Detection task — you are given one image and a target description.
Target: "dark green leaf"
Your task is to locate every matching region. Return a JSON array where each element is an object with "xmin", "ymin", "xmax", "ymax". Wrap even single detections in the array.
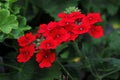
[
  {"xmin": 103, "ymin": 58, "xmax": 120, "ymax": 69},
  {"xmin": 107, "ymin": 4, "xmax": 118, "ymax": 16},
  {"xmin": 34, "ymin": 62, "xmax": 61, "ymax": 80},
  {"xmin": 0, "ymin": 34, "xmax": 4, "ymax": 42},
  {"xmin": 30, "ymin": 0, "xmax": 78, "ymax": 20},
  {"xmin": 60, "ymin": 50, "xmax": 69, "ymax": 59},
  {"xmin": 108, "ymin": 32, "xmax": 120, "ymax": 50},
  {"xmin": 56, "ymin": 43, "xmax": 68, "ymax": 55}
]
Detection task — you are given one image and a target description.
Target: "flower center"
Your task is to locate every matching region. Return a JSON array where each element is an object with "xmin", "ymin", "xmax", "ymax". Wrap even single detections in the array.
[
  {"xmin": 89, "ymin": 17, "xmax": 93, "ymax": 20},
  {"xmin": 44, "ymin": 55, "xmax": 48, "ymax": 58},
  {"xmin": 91, "ymin": 28, "xmax": 95, "ymax": 32},
  {"xmin": 80, "ymin": 27, "xmax": 83, "ymax": 30},
  {"xmin": 24, "ymin": 51, "xmax": 29, "ymax": 55},
  {"xmin": 46, "ymin": 43, "xmax": 50, "ymax": 47},
  {"xmin": 68, "ymin": 32, "xmax": 72, "ymax": 34},
  {"xmin": 56, "ymin": 34, "xmax": 60, "ymax": 38},
  {"xmin": 65, "ymin": 22, "xmax": 69, "ymax": 25},
  {"xmin": 75, "ymin": 18, "xmax": 82, "ymax": 25}
]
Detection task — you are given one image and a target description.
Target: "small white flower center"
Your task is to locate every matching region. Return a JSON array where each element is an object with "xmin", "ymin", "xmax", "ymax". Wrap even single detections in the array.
[{"xmin": 80, "ymin": 27, "xmax": 83, "ymax": 30}]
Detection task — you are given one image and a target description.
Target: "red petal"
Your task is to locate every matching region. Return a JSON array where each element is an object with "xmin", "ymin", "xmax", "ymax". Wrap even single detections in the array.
[
  {"xmin": 39, "ymin": 59, "xmax": 51, "ymax": 68},
  {"xmin": 49, "ymin": 53, "xmax": 56, "ymax": 63}
]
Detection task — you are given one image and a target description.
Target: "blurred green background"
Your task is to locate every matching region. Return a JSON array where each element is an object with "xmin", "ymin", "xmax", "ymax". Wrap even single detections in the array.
[{"xmin": 0, "ymin": 0, "xmax": 120, "ymax": 80}]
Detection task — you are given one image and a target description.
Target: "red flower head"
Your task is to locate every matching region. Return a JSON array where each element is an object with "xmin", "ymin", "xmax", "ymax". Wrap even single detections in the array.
[
  {"xmin": 83, "ymin": 13, "xmax": 102, "ymax": 24},
  {"xmin": 17, "ymin": 44, "xmax": 35, "ymax": 63},
  {"xmin": 58, "ymin": 12, "xmax": 70, "ymax": 19},
  {"xmin": 58, "ymin": 12, "xmax": 74, "ymax": 26},
  {"xmin": 58, "ymin": 12, "xmax": 85, "ymax": 26},
  {"xmin": 88, "ymin": 25, "xmax": 104, "ymax": 38},
  {"xmin": 72, "ymin": 22, "xmax": 91, "ymax": 35},
  {"xmin": 70, "ymin": 11, "xmax": 85, "ymax": 24},
  {"xmin": 18, "ymin": 32, "xmax": 36, "ymax": 47},
  {"xmin": 38, "ymin": 22, "xmax": 59, "ymax": 37},
  {"xmin": 64, "ymin": 24, "xmax": 79, "ymax": 41},
  {"xmin": 47, "ymin": 21, "xmax": 58, "ymax": 31},
  {"xmin": 66, "ymin": 32, "xmax": 78, "ymax": 41},
  {"xmin": 58, "ymin": 18, "xmax": 74, "ymax": 26},
  {"xmin": 36, "ymin": 49, "xmax": 56, "ymax": 68},
  {"xmin": 39, "ymin": 37, "xmax": 58, "ymax": 49},
  {"xmin": 46, "ymin": 27, "xmax": 70, "ymax": 44},
  {"xmin": 38, "ymin": 24, "xmax": 47, "ymax": 34}
]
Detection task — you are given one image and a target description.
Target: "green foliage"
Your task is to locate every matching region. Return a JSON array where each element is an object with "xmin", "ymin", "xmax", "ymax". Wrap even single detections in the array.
[
  {"xmin": 108, "ymin": 32, "xmax": 120, "ymax": 50},
  {"xmin": 33, "ymin": 63, "xmax": 61, "ymax": 80},
  {"xmin": 30, "ymin": 0, "xmax": 78, "ymax": 20},
  {"xmin": 56, "ymin": 43, "xmax": 68, "ymax": 55},
  {"xmin": 0, "ymin": 9, "xmax": 18, "ymax": 34},
  {"xmin": 15, "ymin": 0, "xmax": 78, "ymax": 21},
  {"xmin": 64, "ymin": 6, "xmax": 80, "ymax": 13},
  {"xmin": 0, "ymin": 0, "xmax": 120, "ymax": 80},
  {"xmin": 10, "ymin": 16, "xmax": 31, "ymax": 39},
  {"xmin": 0, "ymin": 0, "xmax": 31, "ymax": 42},
  {"xmin": 0, "ymin": 53, "xmax": 61, "ymax": 80},
  {"xmin": 107, "ymin": 4, "xmax": 119, "ymax": 16}
]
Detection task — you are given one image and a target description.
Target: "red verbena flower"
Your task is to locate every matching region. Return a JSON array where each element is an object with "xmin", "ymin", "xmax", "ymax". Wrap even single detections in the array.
[
  {"xmin": 38, "ymin": 22, "xmax": 59, "ymax": 37},
  {"xmin": 67, "ymin": 32, "xmax": 78, "ymax": 41},
  {"xmin": 39, "ymin": 37, "xmax": 58, "ymax": 49},
  {"xmin": 58, "ymin": 12, "xmax": 85, "ymax": 26},
  {"xmin": 17, "ymin": 44, "xmax": 35, "ymax": 63},
  {"xmin": 70, "ymin": 11, "xmax": 85, "ymax": 24},
  {"xmin": 38, "ymin": 24, "xmax": 47, "ymax": 34},
  {"xmin": 64, "ymin": 24, "xmax": 79, "ymax": 41},
  {"xmin": 88, "ymin": 25, "xmax": 104, "ymax": 38},
  {"xmin": 58, "ymin": 12, "xmax": 70, "ymax": 19},
  {"xmin": 36, "ymin": 49, "xmax": 56, "ymax": 68},
  {"xmin": 83, "ymin": 13, "xmax": 102, "ymax": 24},
  {"xmin": 47, "ymin": 21, "xmax": 58, "ymax": 31},
  {"xmin": 18, "ymin": 32, "xmax": 36, "ymax": 47},
  {"xmin": 58, "ymin": 18, "xmax": 74, "ymax": 26},
  {"xmin": 46, "ymin": 27, "xmax": 70, "ymax": 44},
  {"xmin": 72, "ymin": 22, "xmax": 91, "ymax": 35},
  {"xmin": 58, "ymin": 12, "xmax": 74, "ymax": 26}
]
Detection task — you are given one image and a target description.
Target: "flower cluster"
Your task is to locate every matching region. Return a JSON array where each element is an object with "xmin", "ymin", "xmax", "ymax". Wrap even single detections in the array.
[
  {"xmin": 17, "ymin": 32, "xmax": 36, "ymax": 62},
  {"xmin": 17, "ymin": 11, "xmax": 104, "ymax": 68}
]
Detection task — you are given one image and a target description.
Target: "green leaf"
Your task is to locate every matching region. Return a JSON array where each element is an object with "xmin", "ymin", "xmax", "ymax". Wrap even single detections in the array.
[
  {"xmin": 10, "ymin": 16, "xmax": 31, "ymax": 38},
  {"xmin": 12, "ymin": 62, "xmax": 34, "ymax": 80},
  {"xmin": 103, "ymin": 58, "xmax": 120, "ymax": 69},
  {"xmin": 60, "ymin": 50, "xmax": 69, "ymax": 59},
  {"xmin": 31, "ymin": 0, "xmax": 78, "ymax": 20},
  {"xmin": 9, "ymin": 0, "xmax": 17, "ymax": 3},
  {"xmin": 108, "ymin": 32, "xmax": 120, "ymax": 50},
  {"xmin": 0, "ymin": 9, "xmax": 18, "ymax": 34},
  {"xmin": 0, "ymin": 9, "xmax": 9, "ymax": 23},
  {"xmin": 40, "ymin": 63, "xmax": 61, "ymax": 80},
  {"xmin": 0, "ymin": 34, "xmax": 4, "ymax": 42},
  {"xmin": 0, "ymin": 75, "xmax": 10, "ymax": 80},
  {"xmin": 0, "ymin": 62, "xmax": 34, "ymax": 80},
  {"xmin": 109, "ymin": 0, "xmax": 120, "ymax": 6},
  {"xmin": 106, "ymin": 72, "xmax": 119, "ymax": 80},
  {"xmin": 34, "ymin": 62, "xmax": 61, "ymax": 80},
  {"xmin": 56, "ymin": 43, "xmax": 68, "ymax": 55},
  {"xmin": 107, "ymin": 4, "xmax": 119, "ymax": 16}
]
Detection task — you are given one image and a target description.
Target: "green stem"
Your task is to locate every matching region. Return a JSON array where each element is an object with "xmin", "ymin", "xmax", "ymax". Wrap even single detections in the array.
[
  {"xmin": 23, "ymin": 0, "xmax": 29, "ymax": 16},
  {"xmin": 0, "ymin": 63, "xmax": 21, "ymax": 71},
  {"xmin": 72, "ymin": 41, "xmax": 81, "ymax": 57},
  {"xmin": 72, "ymin": 41, "xmax": 101, "ymax": 79},
  {"xmin": 101, "ymin": 69, "xmax": 120, "ymax": 79},
  {"xmin": 56, "ymin": 59, "xmax": 73, "ymax": 80},
  {"xmin": 3, "ymin": 42, "xmax": 18, "ymax": 53},
  {"xmin": 85, "ymin": 57, "xmax": 96, "ymax": 76}
]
